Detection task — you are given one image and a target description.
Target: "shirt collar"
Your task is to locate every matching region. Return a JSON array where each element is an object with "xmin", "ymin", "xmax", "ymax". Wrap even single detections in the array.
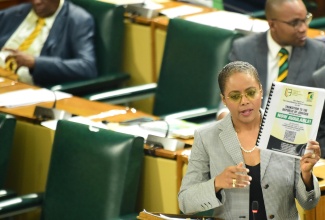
[
  {"xmin": 30, "ymin": 0, "xmax": 65, "ymax": 28},
  {"xmin": 267, "ymin": 30, "xmax": 292, "ymax": 59}
]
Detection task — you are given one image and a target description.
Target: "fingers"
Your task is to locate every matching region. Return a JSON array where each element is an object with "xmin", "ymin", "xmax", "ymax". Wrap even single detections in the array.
[
  {"xmin": 307, "ymin": 140, "xmax": 321, "ymax": 158},
  {"xmin": 2, "ymin": 48, "xmax": 16, "ymax": 53},
  {"xmin": 300, "ymin": 141, "xmax": 321, "ymax": 174},
  {"xmin": 302, "ymin": 140, "xmax": 321, "ymax": 161},
  {"xmin": 215, "ymin": 162, "xmax": 253, "ymax": 191},
  {"xmin": 232, "ymin": 171, "xmax": 252, "ymax": 188}
]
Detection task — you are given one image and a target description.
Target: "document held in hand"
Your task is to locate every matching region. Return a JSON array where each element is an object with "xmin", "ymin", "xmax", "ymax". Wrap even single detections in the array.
[{"xmin": 256, "ymin": 82, "xmax": 325, "ymax": 158}]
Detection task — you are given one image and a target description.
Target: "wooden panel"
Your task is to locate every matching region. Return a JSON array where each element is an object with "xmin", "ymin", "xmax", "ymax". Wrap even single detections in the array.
[
  {"xmin": 0, "ymin": 0, "xmax": 28, "ymax": 10},
  {"xmin": 316, "ymin": 196, "xmax": 325, "ymax": 220},
  {"xmin": 312, "ymin": 0, "xmax": 325, "ymax": 18}
]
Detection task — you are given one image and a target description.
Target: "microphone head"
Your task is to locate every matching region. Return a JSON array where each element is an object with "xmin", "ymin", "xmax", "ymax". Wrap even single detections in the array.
[{"xmin": 252, "ymin": 201, "xmax": 259, "ymax": 213}]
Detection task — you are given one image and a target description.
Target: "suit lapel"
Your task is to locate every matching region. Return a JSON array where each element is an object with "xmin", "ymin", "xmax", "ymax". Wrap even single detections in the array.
[
  {"xmin": 219, "ymin": 115, "xmax": 244, "ymax": 165},
  {"xmin": 41, "ymin": 1, "xmax": 68, "ymax": 53},
  {"xmin": 255, "ymin": 33, "xmax": 269, "ymax": 91},
  {"xmin": 260, "ymin": 149, "xmax": 272, "ymax": 180},
  {"xmin": 287, "ymin": 46, "xmax": 303, "ymax": 83}
]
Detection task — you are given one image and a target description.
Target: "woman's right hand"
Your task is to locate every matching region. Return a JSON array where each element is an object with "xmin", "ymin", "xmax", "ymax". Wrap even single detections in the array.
[{"xmin": 214, "ymin": 162, "xmax": 252, "ymax": 192}]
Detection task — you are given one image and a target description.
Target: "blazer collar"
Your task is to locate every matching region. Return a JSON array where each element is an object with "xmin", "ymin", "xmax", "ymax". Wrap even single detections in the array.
[
  {"xmin": 256, "ymin": 32, "xmax": 269, "ymax": 91},
  {"xmin": 287, "ymin": 45, "xmax": 304, "ymax": 83},
  {"xmin": 218, "ymin": 114, "xmax": 245, "ymax": 166},
  {"xmin": 42, "ymin": 1, "xmax": 69, "ymax": 52},
  {"xmin": 218, "ymin": 113, "xmax": 272, "ymax": 179}
]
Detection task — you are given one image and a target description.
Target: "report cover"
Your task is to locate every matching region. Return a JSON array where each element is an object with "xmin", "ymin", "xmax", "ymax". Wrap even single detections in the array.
[{"xmin": 256, "ymin": 82, "xmax": 325, "ymax": 158}]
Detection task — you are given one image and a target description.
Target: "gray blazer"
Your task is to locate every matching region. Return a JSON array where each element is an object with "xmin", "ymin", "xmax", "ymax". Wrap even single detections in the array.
[
  {"xmin": 178, "ymin": 114, "xmax": 320, "ymax": 220},
  {"xmin": 228, "ymin": 32, "xmax": 325, "ymax": 159}
]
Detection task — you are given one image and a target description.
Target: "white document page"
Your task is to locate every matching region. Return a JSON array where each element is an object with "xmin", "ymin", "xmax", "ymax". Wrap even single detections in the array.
[
  {"xmin": 0, "ymin": 88, "xmax": 72, "ymax": 108},
  {"xmin": 160, "ymin": 5, "xmax": 203, "ymax": 18},
  {"xmin": 185, "ymin": 11, "xmax": 269, "ymax": 33}
]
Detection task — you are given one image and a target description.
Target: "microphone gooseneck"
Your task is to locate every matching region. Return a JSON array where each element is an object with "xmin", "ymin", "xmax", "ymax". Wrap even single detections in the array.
[{"xmin": 52, "ymin": 91, "xmax": 57, "ymax": 109}]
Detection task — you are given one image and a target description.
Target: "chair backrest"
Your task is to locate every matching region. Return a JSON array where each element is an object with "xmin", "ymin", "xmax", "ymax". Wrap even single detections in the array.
[
  {"xmin": 70, "ymin": 0, "xmax": 125, "ymax": 75},
  {"xmin": 153, "ymin": 19, "xmax": 241, "ymax": 116},
  {"xmin": 42, "ymin": 120, "xmax": 144, "ymax": 219},
  {"xmin": 0, "ymin": 113, "xmax": 16, "ymax": 189}
]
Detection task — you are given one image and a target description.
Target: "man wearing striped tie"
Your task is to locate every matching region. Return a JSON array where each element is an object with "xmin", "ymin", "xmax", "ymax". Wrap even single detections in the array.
[
  {"xmin": 0, "ymin": 0, "xmax": 97, "ymax": 86},
  {"xmin": 227, "ymin": 0, "xmax": 325, "ymax": 158}
]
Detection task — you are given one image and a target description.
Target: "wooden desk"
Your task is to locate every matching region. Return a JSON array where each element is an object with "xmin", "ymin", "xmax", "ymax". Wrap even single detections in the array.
[
  {"xmin": 0, "ymin": 79, "xmax": 152, "ymax": 122},
  {"xmin": 137, "ymin": 211, "xmax": 222, "ymax": 220}
]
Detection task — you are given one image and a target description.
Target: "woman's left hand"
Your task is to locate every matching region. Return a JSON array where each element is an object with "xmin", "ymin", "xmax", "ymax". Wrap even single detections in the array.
[{"xmin": 300, "ymin": 140, "xmax": 321, "ymax": 186}]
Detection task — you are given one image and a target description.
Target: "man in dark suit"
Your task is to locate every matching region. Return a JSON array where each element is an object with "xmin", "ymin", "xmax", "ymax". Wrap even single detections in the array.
[
  {"xmin": 0, "ymin": 0, "xmax": 97, "ymax": 87},
  {"xmin": 228, "ymin": 0, "xmax": 325, "ymax": 157}
]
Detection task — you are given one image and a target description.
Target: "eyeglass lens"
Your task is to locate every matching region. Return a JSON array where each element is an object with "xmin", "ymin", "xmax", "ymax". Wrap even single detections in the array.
[{"xmin": 227, "ymin": 88, "xmax": 260, "ymax": 102}]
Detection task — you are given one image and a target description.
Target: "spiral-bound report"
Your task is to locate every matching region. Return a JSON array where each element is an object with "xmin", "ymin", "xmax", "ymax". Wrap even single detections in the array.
[{"xmin": 256, "ymin": 82, "xmax": 325, "ymax": 158}]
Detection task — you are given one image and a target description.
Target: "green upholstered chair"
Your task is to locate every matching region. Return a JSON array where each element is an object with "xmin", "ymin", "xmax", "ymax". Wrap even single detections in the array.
[
  {"xmin": 86, "ymin": 18, "xmax": 241, "ymax": 122},
  {"xmin": 310, "ymin": 17, "xmax": 325, "ymax": 30},
  {"xmin": 49, "ymin": 0, "xmax": 129, "ymax": 96},
  {"xmin": 0, "ymin": 113, "xmax": 16, "ymax": 189},
  {"xmin": 0, "ymin": 120, "xmax": 144, "ymax": 219}
]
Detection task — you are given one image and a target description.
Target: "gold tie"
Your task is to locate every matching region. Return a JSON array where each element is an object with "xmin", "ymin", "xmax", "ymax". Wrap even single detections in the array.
[
  {"xmin": 5, "ymin": 18, "xmax": 45, "ymax": 72},
  {"xmin": 19, "ymin": 18, "xmax": 45, "ymax": 51},
  {"xmin": 277, "ymin": 48, "xmax": 289, "ymax": 82}
]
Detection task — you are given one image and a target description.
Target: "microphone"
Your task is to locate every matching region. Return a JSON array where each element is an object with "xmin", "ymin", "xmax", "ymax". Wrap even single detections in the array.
[
  {"xmin": 33, "ymin": 90, "xmax": 71, "ymax": 121},
  {"xmin": 252, "ymin": 201, "xmax": 259, "ymax": 220}
]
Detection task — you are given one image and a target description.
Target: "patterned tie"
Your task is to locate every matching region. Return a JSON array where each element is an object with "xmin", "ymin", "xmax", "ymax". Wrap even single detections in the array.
[
  {"xmin": 277, "ymin": 48, "xmax": 289, "ymax": 82},
  {"xmin": 5, "ymin": 18, "xmax": 45, "ymax": 72},
  {"xmin": 19, "ymin": 18, "xmax": 45, "ymax": 51}
]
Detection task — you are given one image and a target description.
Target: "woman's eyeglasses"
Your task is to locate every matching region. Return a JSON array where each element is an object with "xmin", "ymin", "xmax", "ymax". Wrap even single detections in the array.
[{"xmin": 225, "ymin": 87, "xmax": 262, "ymax": 103}]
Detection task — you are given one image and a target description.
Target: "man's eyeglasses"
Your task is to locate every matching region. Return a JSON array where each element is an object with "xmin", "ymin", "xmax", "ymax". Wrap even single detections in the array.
[
  {"xmin": 225, "ymin": 87, "xmax": 262, "ymax": 103},
  {"xmin": 271, "ymin": 12, "xmax": 313, "ymax": 30}
]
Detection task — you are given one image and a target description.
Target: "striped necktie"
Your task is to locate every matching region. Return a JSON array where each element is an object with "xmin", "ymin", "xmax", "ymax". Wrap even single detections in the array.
[
  {"xmin": 19, "ymin": 18, "xmax": 45, "ymax": 51},
  {"xmin": 5, "ymin": 18, "xmax": 45, "ymax": 72},
  {"xmin": 277, "ymin": 48, "xmax": 289, "ymax": 82}
]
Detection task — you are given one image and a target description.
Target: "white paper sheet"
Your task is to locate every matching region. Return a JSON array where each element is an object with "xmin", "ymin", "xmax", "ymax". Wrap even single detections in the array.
[
  {"xmin": 0, "ymin": 88, "xmax": 72, "ymax": 108},
  {"xmin": 160, "ymin": 5, "xmax": 203, "ymax": 18},
  {"xmin": 185, "ymin": 11, "xmax": 269, "ymax": 33}
]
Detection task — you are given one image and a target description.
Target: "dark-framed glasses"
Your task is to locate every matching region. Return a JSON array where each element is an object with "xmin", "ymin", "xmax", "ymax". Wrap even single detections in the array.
[
  {"xmin": 271, "ymin": 12, "xmax": 313, "ymax": 30},
  {"xmin": 225, "ymin": 87, "xmax": 262, "ymax": 103}
]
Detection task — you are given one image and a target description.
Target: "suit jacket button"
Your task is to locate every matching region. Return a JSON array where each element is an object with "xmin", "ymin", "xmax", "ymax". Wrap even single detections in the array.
[
  {"xmin": 269, "ymin": 214, "xmax": 275, "ymax": 219},
  {"xmin": 264, "ymin": 184, "xmax": 269, "ymax": 189}
]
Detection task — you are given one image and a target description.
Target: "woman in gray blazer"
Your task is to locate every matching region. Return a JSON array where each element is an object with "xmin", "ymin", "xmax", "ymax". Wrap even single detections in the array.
[{"xmin": 178, "ymin": 61, "xmax": 321, "ymax": 220}]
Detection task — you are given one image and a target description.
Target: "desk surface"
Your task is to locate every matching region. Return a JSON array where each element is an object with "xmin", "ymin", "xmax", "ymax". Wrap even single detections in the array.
[
  {"xmin": 314, "ymin": 159, "xmax": 325, "ymax": 191},
  {"xmin": 0, "ymin": 77, "xmax": 154, "ymax": 122},
  {"xmin": 0, "ymin": 76, "xmax": 189, "ymax": 159}
]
